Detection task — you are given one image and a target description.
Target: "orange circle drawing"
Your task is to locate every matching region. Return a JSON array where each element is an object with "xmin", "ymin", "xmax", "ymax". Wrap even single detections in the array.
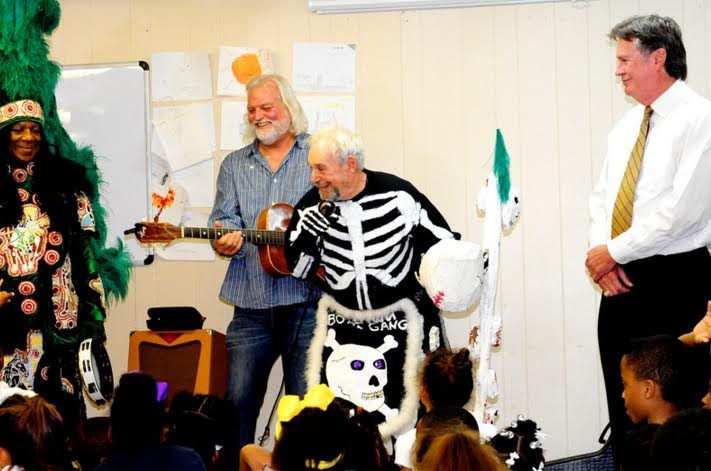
[{"xmin": 232, "ymin": 54, "xmax": 262, "ymax": 85}]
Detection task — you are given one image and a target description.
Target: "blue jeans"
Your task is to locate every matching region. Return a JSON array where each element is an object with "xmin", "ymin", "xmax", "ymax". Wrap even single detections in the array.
[{"xmin": 225, "ymin": 300, "xmax": 317, "ymax": 451}]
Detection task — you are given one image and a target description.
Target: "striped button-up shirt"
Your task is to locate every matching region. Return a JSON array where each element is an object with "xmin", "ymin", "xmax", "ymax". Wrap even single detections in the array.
[{"xmin": 209, "ymin": 133, "xmax": 319, "ymax": 309}]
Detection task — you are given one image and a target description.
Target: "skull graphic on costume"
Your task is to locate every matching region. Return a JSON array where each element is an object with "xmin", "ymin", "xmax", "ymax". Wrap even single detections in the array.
[{"xmin": 324, "ymin": 329, "xmax": 399, "ymax": 416}]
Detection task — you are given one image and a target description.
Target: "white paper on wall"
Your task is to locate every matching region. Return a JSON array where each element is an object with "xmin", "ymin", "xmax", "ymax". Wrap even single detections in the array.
[
  {"xmin": 151, "ymin": 52, "xmax": 212, "ymax": 101},
  {"xmin": 217, "ymin": 46, "xmax": 274, "ymax": 97},
  {"xmin": 152, "ymin": 103, "xmax": 216, "ymax": 171},
  {"xmin": 173, "ymin": 159, "xmax": 215, "ymax": 208},
  {"xmin": 299, "ymin": 95, "xmax": 356, "ymax": 133},
  {"xmin": 220, "ymin": 101, "xmax": 249, "ymax": 150},
  {"xmin": 293, "ymin": 42, "xmax": 356, "ymax": 92},
  {"xmin": 150, "ymin": 183, "xmax": 187, "ymax": 225},
  {"xmin": 150, "ymin": 124, "xmax": 172, "ymax": 188}
]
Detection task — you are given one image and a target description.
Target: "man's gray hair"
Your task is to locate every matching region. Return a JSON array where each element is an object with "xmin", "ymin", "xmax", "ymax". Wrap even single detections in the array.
[
  {"xmin": 243, "ymin": 74, "xmax": 309, "ymax": 142},
  {"xmin": 609, "ymin": 14, "xmax": 687, "ymax": 80},
  {"xmin": 309, "ymin": 127, "xmax": 365, "ymax": 170}
]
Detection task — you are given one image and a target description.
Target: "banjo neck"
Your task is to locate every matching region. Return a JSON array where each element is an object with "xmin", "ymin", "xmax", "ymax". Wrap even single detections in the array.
[{"xmin": 180, "ymin": 226, "xmax": 286, "ymax": 246}]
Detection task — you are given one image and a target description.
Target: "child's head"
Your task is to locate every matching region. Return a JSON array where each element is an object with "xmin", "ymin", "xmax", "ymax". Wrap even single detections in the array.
[
  {"xmin": 166, "ymin": 392, "xmax": 226, "ymax": 468},
  {"xmin": 417, "ymin": 429, "xmax": 507, "ymax": 471},
  {"xmin": 0, "ymin": 394, "xmax": 70, "ymax": 471},
  {"xmin": 421, "ymin": 347, "xmax": 474, "ymax": 409},
  {"xmin": 272, "ymin": 384, "xmax": 392, "ymax": 471},
  {"xmin": 652, "ymin": 407, "xmax": 711, "ymax": 471},
  {"xmin": 488, "ymin": 415, "xmax": 545, "ymax": 471},
  {"xmin": 621, "ymin": 335, "xmax": 704, "ymax": 423},
  {"xmin": 413, "ymin": 406, "xmax": 479, "ymax": 467},
  {"xmin": 77, "ymin": 417, "xmax": 111, "ymax": 471},
  {"xmin": 110, "ymin": 372, "xmax": 163, "ymax": 451}
]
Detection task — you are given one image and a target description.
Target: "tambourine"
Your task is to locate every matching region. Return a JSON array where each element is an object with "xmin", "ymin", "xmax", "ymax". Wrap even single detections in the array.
[{"xmin": 78, "ymin": 338, "xmax": 114, "ymax": 405}]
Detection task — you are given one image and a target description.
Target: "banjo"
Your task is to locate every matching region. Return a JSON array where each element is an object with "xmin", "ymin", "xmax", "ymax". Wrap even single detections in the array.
[{"xmin": 133, "ymin": 203, "xmax": 293, "ymax": 277}]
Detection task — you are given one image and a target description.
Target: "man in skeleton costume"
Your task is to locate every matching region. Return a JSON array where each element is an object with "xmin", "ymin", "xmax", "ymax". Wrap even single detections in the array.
[{"xmin": 285, "ymin": 127, "xmax": 458, "ymax": 438}]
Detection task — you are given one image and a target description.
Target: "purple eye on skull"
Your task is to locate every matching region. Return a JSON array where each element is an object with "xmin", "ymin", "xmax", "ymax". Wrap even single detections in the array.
[
  {"xmin": 373, "ymin": 359, "xmax": 386, "ymax": 370},
  {"xmin": 350, "ymin": 359, "xmax": 364, "ymax": 370}
]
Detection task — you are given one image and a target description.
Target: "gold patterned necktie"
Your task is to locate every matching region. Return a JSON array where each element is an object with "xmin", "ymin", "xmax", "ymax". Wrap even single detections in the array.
[{"xmin": 610, "ymin": 105, "xmax": 653, "ymax": 239}]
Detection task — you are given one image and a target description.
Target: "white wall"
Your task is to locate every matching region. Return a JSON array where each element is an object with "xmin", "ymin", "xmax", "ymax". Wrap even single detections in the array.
[{"xmin": 50, "ymin": 0, "xmax": 711, "ymax": 459}]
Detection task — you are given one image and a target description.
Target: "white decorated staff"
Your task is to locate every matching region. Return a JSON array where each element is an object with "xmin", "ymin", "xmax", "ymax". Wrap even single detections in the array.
[{"xmin": 470, "ymin": 129, "xmax": 520, "ymax": 425}]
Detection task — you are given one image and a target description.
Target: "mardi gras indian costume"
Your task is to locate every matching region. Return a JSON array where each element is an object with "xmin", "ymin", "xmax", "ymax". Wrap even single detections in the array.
[
  {"xmin": 286, "ymin": 170, "xmax": 486, "ymax": 437},
  {"xmin": 0, "ymin": 99, "xmax": 109, "ymax": 426},
  {"xmin": 0, "ymin": 0, "xmax": 131, "ymax": 425}
]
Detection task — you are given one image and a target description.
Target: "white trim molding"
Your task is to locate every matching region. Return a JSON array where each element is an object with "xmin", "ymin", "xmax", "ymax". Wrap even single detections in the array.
[{"xmin": 308, "ymin": 0, "xmax": 590, "ymax": 14}]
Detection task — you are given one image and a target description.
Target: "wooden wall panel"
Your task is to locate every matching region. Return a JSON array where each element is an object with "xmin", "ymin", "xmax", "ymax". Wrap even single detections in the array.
[
  {"xmin": 515, "ymin": 4, "xmax": 567, "ymax": 456},
  {"xmin": 400, "ymin": 11, "xmax": 427, "ymax": 189},
  {"xmin": 587, "ymin": 1, "xmax": 614, "ymax": 188},
  {"xmin": 88, "ymin": 0, "xmax": 133, "ymax": 62},
  {"xmin": 48, "ymin": 0, "xmax": 710, "ymax": 458},
  {"xmin": 554, "ymin": 2, "xmax": 603, "ymax": 455},
  {"xmin": 352, "ymin": 12, "xmax": 405, "ymax": 177},
  {"xmin": 50, "ymin": 0, "xmax": 92, "ymax": 62},
  {"xmin": 492, "ymin": 2, "xmax": 529, "ymax": 437},
  {"xmin": 680, "ymin": 0, "xmax": 706, "ymax": 97},
  {"xmin": 706, "ymin": 2, "xmax": 711, "ymax": 98}
]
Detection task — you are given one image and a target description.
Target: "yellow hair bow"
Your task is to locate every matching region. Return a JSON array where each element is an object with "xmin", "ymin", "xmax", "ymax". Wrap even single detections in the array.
[
  {"xmin": 276, "ymin": 384, "xmax": 335, "ymax": 439},
  {"xmin": 305, "ymin": 453, "xmax": 344, "ymax": 470}
]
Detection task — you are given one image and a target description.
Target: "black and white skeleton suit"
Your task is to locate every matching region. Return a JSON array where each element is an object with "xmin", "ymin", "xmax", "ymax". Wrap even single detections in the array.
[
  {"xmin": 287, "ymin": 169, "xmax": 457, "ymax": 323},
  {"xmin": 285, "ymin": 169, "xmax": 458, "ymax": 437}
]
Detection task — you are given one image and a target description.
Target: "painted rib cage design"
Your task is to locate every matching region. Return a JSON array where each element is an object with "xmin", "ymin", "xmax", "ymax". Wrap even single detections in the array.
[{"xmin": 321, "ymin": 191, "xmax": 420, "ymax": 310}]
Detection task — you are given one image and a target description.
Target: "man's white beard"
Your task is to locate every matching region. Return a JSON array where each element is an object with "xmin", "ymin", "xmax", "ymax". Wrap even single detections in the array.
[
  {"xmin": 317, "ymin": 185, "xmax": 341, "ymax": 202},
  {"xmin": 254, "ymin": 117, "xmax": 291, "ymax": 145}
]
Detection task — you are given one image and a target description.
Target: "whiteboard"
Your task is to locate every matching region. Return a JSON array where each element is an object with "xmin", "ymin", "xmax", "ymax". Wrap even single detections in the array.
[{"xmin": 55, "ymin": 62, "xmax": 151, "ymax": 265}]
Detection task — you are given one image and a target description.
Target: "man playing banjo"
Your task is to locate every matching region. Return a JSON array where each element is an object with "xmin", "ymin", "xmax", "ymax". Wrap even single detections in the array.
[{"xmin": 208, "ymin": 74, "xmax": 319, "ymax": 466}]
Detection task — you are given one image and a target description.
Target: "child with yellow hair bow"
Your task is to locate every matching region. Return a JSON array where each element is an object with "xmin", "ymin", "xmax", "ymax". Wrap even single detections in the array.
[{"xmin": 240, "ymin": 384, "xmax": 397, "ymax": 471}]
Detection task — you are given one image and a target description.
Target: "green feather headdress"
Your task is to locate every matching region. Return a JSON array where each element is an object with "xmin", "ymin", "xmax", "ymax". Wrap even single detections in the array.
[{"xmin": 0, "ymin": 0, "xmax": 131, "ymax": 301}]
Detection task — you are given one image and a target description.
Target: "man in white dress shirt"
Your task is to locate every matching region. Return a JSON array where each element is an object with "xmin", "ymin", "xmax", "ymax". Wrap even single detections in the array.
[{"xmin": 586, "ymin": 14, "xmax": 711, "ymax": 461}]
